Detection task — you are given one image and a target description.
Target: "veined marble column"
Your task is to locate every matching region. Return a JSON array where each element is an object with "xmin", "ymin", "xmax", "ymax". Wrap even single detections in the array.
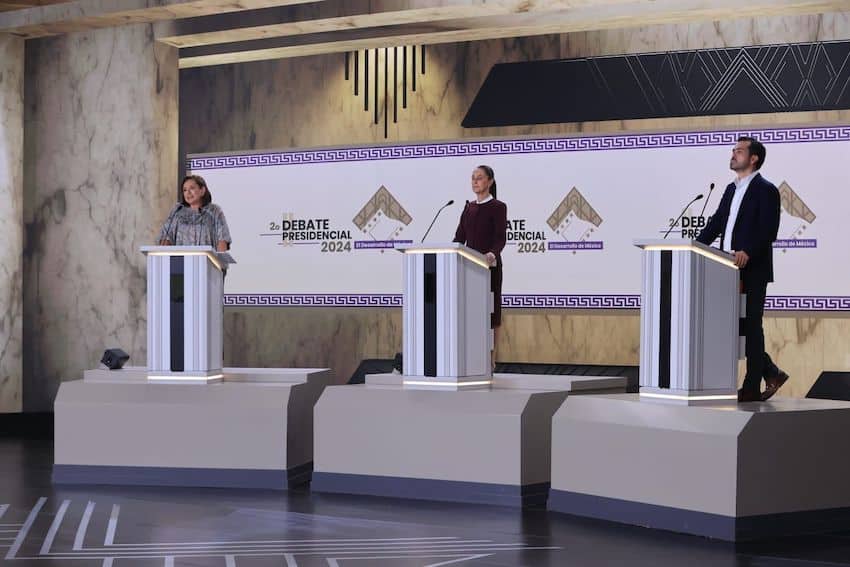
[
  {"xmin": 23, "ymin": 24, "xmax": 178, "ymax": 410},
  {"xmin": 0, "ymin": 35, "xmax": 24, "ymax": 413}
]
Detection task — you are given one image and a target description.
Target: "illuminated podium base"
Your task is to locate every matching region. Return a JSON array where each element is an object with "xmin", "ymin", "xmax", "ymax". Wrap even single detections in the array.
[
  {"xmin": 549, "ymin": 394, "xmax": 850, "ymax": 541},
  {"xmin": 53, "ymin": 367, "xmax": 333, "ymax": 489},
  {"xmin": 311, "ymin": 373, "xmax": 627, "ymax": 507}
]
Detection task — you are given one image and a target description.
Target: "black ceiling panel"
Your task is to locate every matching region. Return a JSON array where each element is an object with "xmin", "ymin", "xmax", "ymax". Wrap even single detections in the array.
[{"xmin": 462, "ymin": 41, "xmax": 850, "ymax": 128}]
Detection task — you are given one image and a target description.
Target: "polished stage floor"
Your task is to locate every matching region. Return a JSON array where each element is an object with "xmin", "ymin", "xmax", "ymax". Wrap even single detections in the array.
[{"xmin": 2, "ymin": 435, "xmax": 850, "ymax": 567}]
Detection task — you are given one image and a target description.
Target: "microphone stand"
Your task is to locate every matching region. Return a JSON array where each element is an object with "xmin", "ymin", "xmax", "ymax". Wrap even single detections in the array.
[
  {"xmin": 699, "ymin": 183, "xmax": 715, "ymax": 217},
  {"xmin": 663, "ymin": 194, "xmax": 703, "ymax": 239},
  {"xmin": 421, "ymin": 200, "xmax": 454, "ymax": 243},
  {"xmin": 161, "ymin": 203, "xmax": 183, "ymax": 244}
]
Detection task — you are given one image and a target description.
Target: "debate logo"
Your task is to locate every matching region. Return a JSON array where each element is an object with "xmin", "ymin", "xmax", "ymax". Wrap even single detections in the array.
[
  {"xmin": 776, "ymin": 181, "xmax": 817, "ymax": 252},
  {"xmin": 546, "ymin": 187, "xmax": 604, "ymax": 251},
  {"xmin": 352, "ymin": 185, "xmax": 414, "ymax": 250}
]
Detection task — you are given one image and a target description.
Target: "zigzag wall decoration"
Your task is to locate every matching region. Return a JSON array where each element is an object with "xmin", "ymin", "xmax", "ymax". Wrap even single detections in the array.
[{"xmin": 463, "ymin": 41, "xmax": 850, "ymax": 127}]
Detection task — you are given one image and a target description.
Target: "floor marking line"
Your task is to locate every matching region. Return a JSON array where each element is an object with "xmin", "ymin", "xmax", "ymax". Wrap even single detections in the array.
[
  {"xmin": 33, "ymin": 545, "xmax": 560, "ymax": 559},
  {"xmin": 55, "ymin": 542, "xmax": 533, "ymax": 554},
  {"xmin": 88, "ymin": 539, "xmax": 492, "ymax": 550},
  {"xmin": 107, "ymin": 536, "xmax": 461, "ymax": 547},
  {"xmin": 0, "ymin": 505, "xmax": 8, "ymax": 521},
  {"xmin": 102, "ymin": 558, "xmax": 113, "ymax": 567},
  {"xmin": 225, "ymin": 554, "xmax": 236, "ymax": 567},
  {"xmin": 104, "ymin": 504, "xmax": 120, "ymax": 546},
  {"xmin": 284, "ymin": 553, "xmax": 297, "ymax": 567},
  {"xmin": 5, "ymin": 497, "xmax": 47, "ymax": 560},
  {"xmin": 165, "ymin": 556, "xmax": 174, "ymax": 566},
  {"xmin": 39, "ymin": 500, "xmax": 70, "ymax": 555},
  {"xmin": 74, "ymin": 501, "xmax": 95, "ymax": 551},
  {"xmin": 425, "ymin": 554, "xmax": 494, "ymax": 567}
]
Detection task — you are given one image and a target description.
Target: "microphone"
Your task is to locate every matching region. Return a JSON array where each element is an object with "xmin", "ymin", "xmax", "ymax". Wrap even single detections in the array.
[
  {"xmin": 420, "ymin": 200, "xmax": 454, "ymax": 243},
  {"xmin": 161, "ymin": 202, "xmax": 184, "ymax": 244},
  {"xmin": 698, "ymin": 182, "xmax": 715, "ymax": 217},
  {"xmin": 663, "ymin": 194, "xmax": 703, "ymax": 239}
]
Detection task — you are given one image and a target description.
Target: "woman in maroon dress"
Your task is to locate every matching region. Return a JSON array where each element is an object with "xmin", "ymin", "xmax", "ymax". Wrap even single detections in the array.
[{"xmin": 453, "ymin": 165, "xmax": 508, "ymax": 367}]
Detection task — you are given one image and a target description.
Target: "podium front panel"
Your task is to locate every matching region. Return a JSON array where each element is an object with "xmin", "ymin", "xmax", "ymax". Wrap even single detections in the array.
[
  {"xmin": 145, "ymin": 252, "xmax": 224, "ymax": 375},
  {"xmin": 639, "ymin": 245, "xmax": 739, "ymax": 397},
  {"xmin": 402, "ymin": 249, "xmax": 490, "ymax": 379}
]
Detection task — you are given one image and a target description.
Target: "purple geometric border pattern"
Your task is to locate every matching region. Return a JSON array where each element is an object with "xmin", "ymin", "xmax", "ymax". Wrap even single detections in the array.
[
  {"xmin": 502, "ymin": 295, "xmax": 640, "ymax": 309},
  {"xmin": 225, "ymin": 294, "xmax": 403, "ymax": 307},
  {"xmin": 189, "ymin": 126, "xmax": 850, "ymax": 171},
  {"xmin": 224, "ymin": 294, "xmax": 850, "ymax": 311},
  {"xmin": 765, "ymin": 296, "xmax": 850, "ymax": 311}
]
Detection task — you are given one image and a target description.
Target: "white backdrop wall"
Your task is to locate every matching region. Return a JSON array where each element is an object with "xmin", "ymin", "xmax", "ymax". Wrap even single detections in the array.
[{"xmin": 189, "ymin": 126, "xmax": 850, "ymax": 311}]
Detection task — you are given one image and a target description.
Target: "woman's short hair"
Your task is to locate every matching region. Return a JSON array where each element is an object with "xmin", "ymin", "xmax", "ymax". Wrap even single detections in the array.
[{"xmin": 180, "ymin": 174, "xmax": 213, "ymax": 206}]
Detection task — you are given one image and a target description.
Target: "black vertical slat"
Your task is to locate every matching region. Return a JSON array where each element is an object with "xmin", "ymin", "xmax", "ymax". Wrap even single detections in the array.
[
  {"xmin": 423, "ymin": 253, "xmax": 437, "ymax": 377},
  {"xmin": 421, "ymin": 44, "xmax": 425, "ymax": 74},
  {"xmin": 393, "ymin": 47, "xmax": 398, "ymax": 123},
  {"xmin": 658, "ymin": 251, "xmax": 672, "ymax": 389},
  {"xmin": 412, "ymin": 46, "xmax": 417, "ymax": 92},
  {"xmin": 374, "ymin": 48, "xmax": 379, "ymax": 124},
  {"xmin": 169, "ymin": 256, "xmax": 185, "ymax": 372},
  {"xmin": 354, "ymin": 51, "xmax": 359, "ymax": 95},
  {"xmin": 364, "ymin": 49, "xmax": 369, "ymax": 111},
  {"xmin": 344, "ymin": 51, "xmax": 350, "ymax": 80},
  {"xmin": 384, "ymin": 47, "xmax": 388, "ymax": 138},
  {"xmin": 402, "ymin": 46, "xmax": 407, "ymax": 108}
]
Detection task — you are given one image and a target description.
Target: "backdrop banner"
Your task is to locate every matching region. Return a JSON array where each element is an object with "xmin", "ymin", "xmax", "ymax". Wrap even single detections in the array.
[{"xmin": 188, "ymin": 126, "xmax": 850, "ymax": 311}]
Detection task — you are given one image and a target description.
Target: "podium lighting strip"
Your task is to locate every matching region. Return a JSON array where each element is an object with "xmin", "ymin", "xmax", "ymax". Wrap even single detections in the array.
[
  {"xmin": 640, "ymin": 392, "xmax": 737, "ymax": 402},
  {"xmin": 147, "ymin": 251, "xmax": 223, "ymax": 272},
  {"xmin": 404, "ymin": 249, "xmax": 490, "ymax": 270},
  {"xmin": 642, "ymin": 245, "xmax": 737, "ymax": 269},
  {"xmin": 404, "ymin": 380, "xmax": 492, "ymax": 387},
  {"xmin": 148, "ymin": 374, "xmax": 224, "ymax": 382}
]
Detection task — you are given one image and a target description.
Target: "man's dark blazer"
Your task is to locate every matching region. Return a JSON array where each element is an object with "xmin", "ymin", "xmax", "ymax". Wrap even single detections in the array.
[{"xmin": 696, "ymin": 172, "xmax": 781, "ymax": 285}]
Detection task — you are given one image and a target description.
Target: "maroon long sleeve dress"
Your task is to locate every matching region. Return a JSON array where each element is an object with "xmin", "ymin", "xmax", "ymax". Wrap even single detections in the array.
[{"xmin": 453, "ymin": 198, "xmax": 508, "ymax": 328}]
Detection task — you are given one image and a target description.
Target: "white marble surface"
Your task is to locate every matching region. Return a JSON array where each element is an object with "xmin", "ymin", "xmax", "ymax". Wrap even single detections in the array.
[
  {"xmin": 23, "ymin": 23, "xmax": 178, "ymax": 411},
  {"xmin": 0, "ymin": 35, "xmax": 24, "ymax": 413}
]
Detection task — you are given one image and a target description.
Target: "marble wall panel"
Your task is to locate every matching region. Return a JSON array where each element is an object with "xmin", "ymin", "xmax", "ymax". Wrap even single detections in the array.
[
  {"xmin": 181, "ymin": 12, "xmax": 850, "ymax": 393},
  {"xmin": 224, "ymin": 308, "xmax": 401, "ymax": 383},
  {"xmin": 23, "ymin": 24, "xmax": 178, "ymax": 411},
  {"xmin": 0, "ymin": 35, "xmax": 24, "ymax": 413}
]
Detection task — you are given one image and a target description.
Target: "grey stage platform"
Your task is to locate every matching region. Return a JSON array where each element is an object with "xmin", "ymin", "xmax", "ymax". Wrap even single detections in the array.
[
  {"xmin": 53, "ymin": 366, "xmax": 333, "ymax": 489},
  {"xmin": 311, "ymin": 373, "xmax": 627, "ymax": 507},
  {"xmin": 549, "ymin": 394, "xmax": 850, "ymax": 541}
]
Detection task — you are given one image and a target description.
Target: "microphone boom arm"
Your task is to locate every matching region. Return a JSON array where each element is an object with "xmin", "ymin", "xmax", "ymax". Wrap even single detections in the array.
[{"xmin": 664, "ymin": 194, "xmax": 703, "ymax": 239}]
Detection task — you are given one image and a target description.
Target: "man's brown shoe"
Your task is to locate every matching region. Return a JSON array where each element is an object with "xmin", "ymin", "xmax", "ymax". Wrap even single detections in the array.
[
  {"xmin": 738, "ymin": 389, "xmax": 761, "ymax": 403},
  {"xmin": 761, "ymin": 371, "xmax": 789, "ymax": 401}
]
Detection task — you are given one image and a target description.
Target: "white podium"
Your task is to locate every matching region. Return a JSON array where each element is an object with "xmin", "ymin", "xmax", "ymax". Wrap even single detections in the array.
[
  {"xmin": 141, "ymin": 246, "xmax": 235, "ymax": 384},
  {"xmin": 399, "ymin": 243, "xmax": 493, "ymax": 389},
  {"xmin": 634, "ymin": 239, "xmax": 743, "ymax": 403}
]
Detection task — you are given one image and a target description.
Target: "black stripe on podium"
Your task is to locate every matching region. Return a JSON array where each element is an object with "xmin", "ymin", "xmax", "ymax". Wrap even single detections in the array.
[
  {"xmin": 658, "ymin": 251, "xmax": 672, "ymax": 389},
  {"xmin": 423, "ymin": 253, "xmax": 437, "ymax": 377},
  {"xmin": 170, "ymin": 256, "xmax": 185, "ymax": 372}
]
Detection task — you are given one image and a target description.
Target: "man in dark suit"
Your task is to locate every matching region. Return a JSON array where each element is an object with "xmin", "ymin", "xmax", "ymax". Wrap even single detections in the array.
[{"xmin": 697, "ymin": 136, "xmax": 789, "ymax": 402}]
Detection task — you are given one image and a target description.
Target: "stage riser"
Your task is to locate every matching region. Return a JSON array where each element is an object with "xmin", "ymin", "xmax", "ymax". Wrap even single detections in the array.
[
  {"xmin": 549, "ymin": 490, "xmax": 850, "ymax": 542},
  {"xmin": 53, "ymin": 463, "xmax": 312, "ymax": 491},
  {"xmin": 313, "ymin": 473, "xmax": 548, "ymax": 508},
  {"xmin": 549, "ymin": 394, "xmax": 850, "ymax": 541}
]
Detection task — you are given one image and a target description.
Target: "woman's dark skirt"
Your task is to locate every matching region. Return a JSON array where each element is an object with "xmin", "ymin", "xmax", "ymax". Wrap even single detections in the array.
[{"xmin": 490, "ymin": 264, "xmax": 503, "ymax": 328}]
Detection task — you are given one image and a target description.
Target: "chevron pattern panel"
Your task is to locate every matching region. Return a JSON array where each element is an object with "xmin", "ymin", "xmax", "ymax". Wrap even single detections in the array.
[{"xmin": 463, "ymin": 41, "xmax": 850, "ymax": 127}]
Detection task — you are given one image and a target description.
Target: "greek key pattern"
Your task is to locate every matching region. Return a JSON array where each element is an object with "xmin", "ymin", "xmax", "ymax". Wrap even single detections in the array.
[
  {"xmin": 224, "ymin": 294, "xmax": 403, "ymax": 307},
  {"xmin": 765, "ymin": 296, "xmax": 850, "ymax": 311},
  {"xmin": 224, "ymin": 294, "xmax": 850, "ymax": 310},
  {"xmin": 502, "ymin": 295, "xmax": 641, "ymax": 309},
  {"xmin": 189, "ymin": 127, "xmax": 850, "ymax": 171}
]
